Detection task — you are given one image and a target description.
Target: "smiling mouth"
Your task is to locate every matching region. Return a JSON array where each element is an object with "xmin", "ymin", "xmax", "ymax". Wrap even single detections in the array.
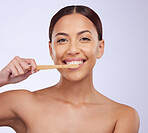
[{"xmin": 62, "ymin": 60, "xmax": 87, "ymax": 65}]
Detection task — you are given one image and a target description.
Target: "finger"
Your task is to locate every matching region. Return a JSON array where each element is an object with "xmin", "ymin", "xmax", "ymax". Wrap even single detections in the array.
[
  {"xmin": 15, "ymin": 57, "xmax": 30, "ymax": 72},
  {"xmin": 24, "ymin": 59, "xmax": 37, "ymax": 73},
  {"xmin": 33, "ymin": 69, "xmax": 39, "ymax": 74},
  {"xmin": 12, "ymin": 58, "xmax": 25, "ymax": 75},
  {"xmin": 21, "ymin": 70, "xmax": 32, "ymax": 79},
  {"xmin": 9, "ymin": 63, "xmax": 19, "ymax": 77}
]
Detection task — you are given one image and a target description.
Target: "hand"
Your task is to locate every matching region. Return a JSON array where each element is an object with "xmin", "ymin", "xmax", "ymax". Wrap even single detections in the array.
[{"xmin": 0, "ymin": 56, "xmax": 39, "ymax": 87}]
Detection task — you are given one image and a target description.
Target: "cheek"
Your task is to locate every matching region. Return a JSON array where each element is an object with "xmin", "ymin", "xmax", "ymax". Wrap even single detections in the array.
[
  {"xmin": 52, "ymin": 45, "xmax": 66, "ymax": 61},
  {"xmin": 94, "ymin": 45, "xmax": 99, "ymax": 57},
  {"xmin": 82, "ymin": 44, "xmax": 98, "ymax": 69},
  {"xmin": 82, "ymin": 44, "xmax": 98, "ymax": 58}
]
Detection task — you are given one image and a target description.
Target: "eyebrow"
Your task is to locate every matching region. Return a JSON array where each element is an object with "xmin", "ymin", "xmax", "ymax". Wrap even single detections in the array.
[
  {"xmin": 77, "ymin": 30, "xmax": 92, "ymax": 36},
  {"xmin": 55, "ymin": 30, "xmax": 92, "ymax": 37}
]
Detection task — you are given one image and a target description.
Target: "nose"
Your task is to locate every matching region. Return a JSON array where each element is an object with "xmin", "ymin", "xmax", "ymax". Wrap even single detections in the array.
[{"xmin": 66, "ymin": 41, "xmax": 80, "ymax": 55}]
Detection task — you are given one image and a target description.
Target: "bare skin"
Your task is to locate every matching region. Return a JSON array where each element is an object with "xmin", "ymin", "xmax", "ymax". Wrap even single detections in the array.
[{"xmin": 0, "ymin": 13, "xmax": 139, "ymax": 133}]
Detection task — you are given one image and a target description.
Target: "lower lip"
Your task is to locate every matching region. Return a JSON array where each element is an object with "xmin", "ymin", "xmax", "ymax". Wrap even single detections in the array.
[{"xmin": 67, "ymin": 62, "xmax": 85, "ymax": 70}]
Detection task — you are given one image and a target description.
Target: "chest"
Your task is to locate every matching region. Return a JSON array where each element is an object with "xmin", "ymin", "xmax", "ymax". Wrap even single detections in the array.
[{"xmin": 22, "ymin": 103, "xmax": 117, "ymax": 133}]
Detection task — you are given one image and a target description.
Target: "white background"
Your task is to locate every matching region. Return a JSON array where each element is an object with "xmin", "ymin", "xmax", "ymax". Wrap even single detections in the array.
[{"xmin": 0, "ymin": 0, "xmax": 147, "ymax": 132}]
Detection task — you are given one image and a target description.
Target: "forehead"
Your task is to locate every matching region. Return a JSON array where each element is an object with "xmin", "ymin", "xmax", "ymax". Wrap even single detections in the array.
[{"xmin": 52, "ymin": 13, "xmax": 97, "ymax": 36}]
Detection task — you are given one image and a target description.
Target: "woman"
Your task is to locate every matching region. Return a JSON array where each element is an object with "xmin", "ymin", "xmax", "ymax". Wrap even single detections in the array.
[{"xmin": 0, "ymin": 5, "xmax": 139, "ymax": 133}]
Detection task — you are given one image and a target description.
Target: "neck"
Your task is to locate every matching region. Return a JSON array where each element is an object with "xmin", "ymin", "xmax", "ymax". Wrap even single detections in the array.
[{"xmin": 54, "ymin": 71, "xmax": 98, "ymax": 105}]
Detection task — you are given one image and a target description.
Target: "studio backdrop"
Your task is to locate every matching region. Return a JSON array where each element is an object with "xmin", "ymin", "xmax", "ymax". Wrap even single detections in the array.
[{"xmin": 0, "ymin": 0, "xmax": 147, "ymax": 132}]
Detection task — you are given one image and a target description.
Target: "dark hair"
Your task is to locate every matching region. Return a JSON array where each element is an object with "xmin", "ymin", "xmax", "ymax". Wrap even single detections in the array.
[{"xmin": 49, "ymin": 5, "xmax": 103, "ymax": 42}]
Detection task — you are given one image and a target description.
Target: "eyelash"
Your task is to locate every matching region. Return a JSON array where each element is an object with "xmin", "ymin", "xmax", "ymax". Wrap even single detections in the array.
[
  {"xmin": 80, "ymin": 37, "xmax": 91, "ymax": 41},
  {"xmin": 56, "ymin": 37, "xmax": 91, "ymax": 44},
  {"xmin": 57, "ymin": 39, "xmax": 68, "ymax": 43}
]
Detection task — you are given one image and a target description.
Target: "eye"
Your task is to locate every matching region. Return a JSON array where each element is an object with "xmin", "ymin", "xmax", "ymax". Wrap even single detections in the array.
[
  {"xmin": 80, "ymin": 37, "xmax": 91, "ymax": 42},
  {"xmin": 57, "ymin": 38, "xmax": 68, "ymax": 43}
]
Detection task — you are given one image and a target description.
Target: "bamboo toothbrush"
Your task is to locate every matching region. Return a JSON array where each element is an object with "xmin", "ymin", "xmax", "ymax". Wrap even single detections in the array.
[{"xmin": 29, "ymin": 64, "xmax": 79, "ymax": 70}]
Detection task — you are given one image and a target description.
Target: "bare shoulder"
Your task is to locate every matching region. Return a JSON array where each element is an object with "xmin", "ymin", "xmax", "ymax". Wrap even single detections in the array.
[
  {"xmin": 98, "ymin": 94, "xmax": 139, "ymax": 120},
  {"xmin": 0, "ymin": 89, "xmax": 36, "ymax": 128},
  {"xmin": 97, "ymin": 93, "xmax": 140, "ymax": 132},
  {"xmin": 0, "ymin": 89, "xmax": 35, "ymax": 102},
  {"xmin": 111, "ymin": 101, "xmax": 140, "ymax": 133},
  {"xmin": 0, "ymin": 88, "xmax": 54, "ymax": 113},
  {"xmin": 114, "ymin": 102, "xmax": 140, "ymax": 123},
  {"xmin": 115, "ymin": 102, "xmax": 139, "ymax": 116},
  {"xmin": 0, "ymin": 89, "xmax": 37, "ymax": 112}
]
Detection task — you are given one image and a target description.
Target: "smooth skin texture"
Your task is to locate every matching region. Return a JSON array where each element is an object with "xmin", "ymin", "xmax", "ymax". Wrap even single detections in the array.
[{"xmin": 0, "ymin": 13, "xmax": 139, "ymax": 133}]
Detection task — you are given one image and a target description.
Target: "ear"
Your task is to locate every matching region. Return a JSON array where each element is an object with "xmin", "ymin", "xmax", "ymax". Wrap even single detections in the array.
[
  {"xmin": 97, "ymin": 40, "xmax": 105, "ymax": 59},
  {"xmin": 48, "ymin": 41, "xmax": 53, "ymax": 60}
]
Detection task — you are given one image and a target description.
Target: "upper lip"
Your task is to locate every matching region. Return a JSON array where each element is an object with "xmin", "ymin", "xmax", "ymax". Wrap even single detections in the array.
[{"xmin": 62, "ymin": 58, "xmax": 87, "ymax": 63}]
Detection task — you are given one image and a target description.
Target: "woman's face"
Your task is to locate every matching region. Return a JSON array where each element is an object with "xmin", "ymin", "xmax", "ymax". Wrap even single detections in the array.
[{"xmin": 49, "ymin": 13, "xmax": 104, "ymax": 82}]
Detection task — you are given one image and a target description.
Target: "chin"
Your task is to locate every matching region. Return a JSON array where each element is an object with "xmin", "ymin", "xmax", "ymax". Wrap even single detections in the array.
[
  {"xmin": 60, "ymin": 70, "xmax": 91, "ymax": 83},
  {"xmin": 66, "ymin": 76, "xmax": 84, "ymax": 82}
]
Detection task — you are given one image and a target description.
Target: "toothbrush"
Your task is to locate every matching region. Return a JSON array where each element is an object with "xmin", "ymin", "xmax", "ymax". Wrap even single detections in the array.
[{"xmin": 29, "ymin": 64, "xmax": 79, "ymax": 70}]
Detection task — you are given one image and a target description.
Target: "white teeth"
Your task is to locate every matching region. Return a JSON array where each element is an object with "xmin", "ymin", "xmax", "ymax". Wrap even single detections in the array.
[{"xmin": 66, "ymin": 61, "xmax": 83, "ymax": 65}]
